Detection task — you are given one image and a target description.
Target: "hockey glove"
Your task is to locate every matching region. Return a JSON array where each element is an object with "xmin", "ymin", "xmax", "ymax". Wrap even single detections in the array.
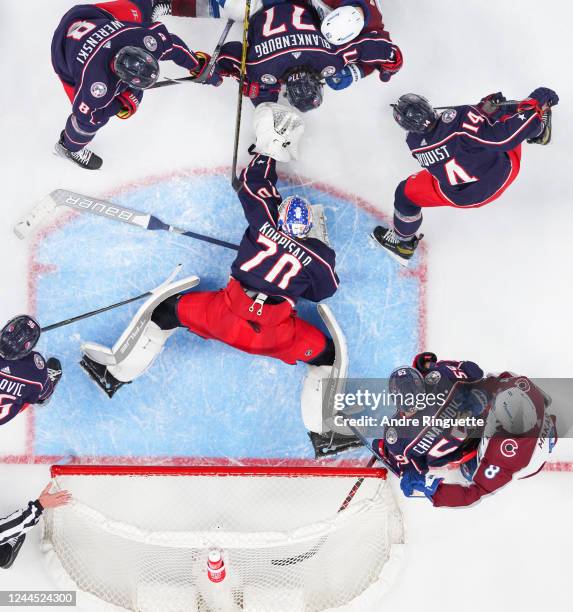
[
  {"xmin": 478, "ymin": 92, "xmax": 507, "ymax": 119},
  {"xmin": 379, "ymin": 45, "xmax": 403, "ymax": 82},
  {"xmin": 116, "ymin": 90, "xmax": 142, "ymax": 120},
  {"xmin": 528, "ymin": 87, "xmax": 559, "ymax": 109},
  {"xmin": 189, "ymin": 51, "xmax": 224, "ymax": 86},
  {"xmin": 413, "ymin": 351, "xmax": 437, "ymax": 374},
  {"xmin": 400, "ymin": 470, "xmax": 443, "ymax": 500},
  {"xmin": 326, "ymin": 65, "xmax": 364, "ymax": 90}
]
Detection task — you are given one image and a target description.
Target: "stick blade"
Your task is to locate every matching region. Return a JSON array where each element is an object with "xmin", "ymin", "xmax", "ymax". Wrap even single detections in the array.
[{"xmin": 13, "ymin": 193, "xmax": 58, "ymax": 239}]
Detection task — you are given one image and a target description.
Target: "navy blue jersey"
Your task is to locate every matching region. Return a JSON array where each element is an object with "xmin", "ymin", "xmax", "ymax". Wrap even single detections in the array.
[
  {"xmin": 51, "ymin": 3, "xmax": 199, "ymax": 127},
  {"xmin": 380, "ymin": 360, "xmax": 487, "ymax": 476},
  {"xmin": 217, "ymin": 2, "xmax": 400, "ymax": 105},
  {"xmin": 231, "ymin": 154, "xmax": 339, "ymax": 303},
  {"xmin": 406, "ymin": 104, "xmax": 543, "ymax": 206},
  {"xmin": 0, "ymin": 353, "xmax": 53, "ymax": 426}
]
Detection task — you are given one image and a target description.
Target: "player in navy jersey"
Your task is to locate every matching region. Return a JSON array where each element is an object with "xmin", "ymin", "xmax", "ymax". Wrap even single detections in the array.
[
  {"xmin": 80, "ymin": 104, "xmax": 340, "ymax": 399},
  {"xmin": 371, "ymin": 88, "xmax": 559, "ymax": 264},
  {"xmin": 400, "ymin": 375, "xmax": 557, "ymax": 507},
  {"xmin": 0, "ymin": 316, "xmax": 62, "ymax": 427},
  {"xmin": 373, "ymin": 354, "xmax": 492, "ymax": 478},
  {"xmin": 51, "ymin": 0, "xmax": 220, "ymax": 170},
  {"xmin": 214, "ymin": 0, "xmax": 402, "ymax": 111}
]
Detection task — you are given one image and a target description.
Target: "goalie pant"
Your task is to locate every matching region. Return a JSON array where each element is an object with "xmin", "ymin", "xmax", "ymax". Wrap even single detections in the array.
[
  {"xmin": 0, "ymin": 353, "xmax": 54, "ymax": 427},
  {"xmin": 392, "ymin": 101, "xmax": 544, "ymax": 239},
  {"xmin": 431, "ymin": 377, "xmax": 557, "ymax": 508},
  {"xmin": 166, "ymin": 277, "xmax": 333, "ymax": 364},
  {"xmin": 51, "ymin": 0, "xmax": 201, "ymax": 152},
  {"xmin": 0, "ymin": 499, "xmax": 44, "ymax": 566}
]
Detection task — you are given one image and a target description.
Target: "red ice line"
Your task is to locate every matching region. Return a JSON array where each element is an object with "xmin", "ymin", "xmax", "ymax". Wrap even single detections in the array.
[{"xmin": 12, "ymin": 167, "xmax": 429, "ymax": 467}]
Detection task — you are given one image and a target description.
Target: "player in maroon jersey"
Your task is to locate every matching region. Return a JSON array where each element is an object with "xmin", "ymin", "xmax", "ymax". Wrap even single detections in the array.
[{"xmin": 400, "ymin": 375, "xmax": 557, "ymax": 507}]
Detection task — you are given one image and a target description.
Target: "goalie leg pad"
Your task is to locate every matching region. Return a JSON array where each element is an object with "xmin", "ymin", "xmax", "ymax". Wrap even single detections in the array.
[{"xmin": 81, "ymin": 272, "xmax": 199, "ymax": 384}]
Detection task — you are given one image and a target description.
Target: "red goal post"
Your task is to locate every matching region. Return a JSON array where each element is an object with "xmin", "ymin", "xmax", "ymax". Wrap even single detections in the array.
[{"xmin": 43, "ymin": 463, "xmax": 405, "ymax": 612}]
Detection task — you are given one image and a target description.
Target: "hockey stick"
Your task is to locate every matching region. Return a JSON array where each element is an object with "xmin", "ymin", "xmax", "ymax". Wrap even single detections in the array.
[
  {"xmin": 230, "ymin": 0, "xmax": 252, "ymax": 191},
  {"xmin": 41, "ymin": 265, "xmax": 184, "ymax": 332},
  {"xmin": 270, "ymin": 455, "xmax": 378, "ymax": 567},
  {"xmin": 14, "ymin": 189, "xmax": 239, "ymax": 251},
  {"xmin": 42, "ymin": 291, "xmax": 150, "ymax": 332},
  {"xmin": 150, "ymin": 19, "xmax": 234, "ymax": 89}
]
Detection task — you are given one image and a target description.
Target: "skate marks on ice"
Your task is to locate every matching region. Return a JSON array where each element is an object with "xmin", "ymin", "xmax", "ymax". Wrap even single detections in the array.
[{"xmin": 27, "ymin": 170, "xmax": 425, "ymax": 461}]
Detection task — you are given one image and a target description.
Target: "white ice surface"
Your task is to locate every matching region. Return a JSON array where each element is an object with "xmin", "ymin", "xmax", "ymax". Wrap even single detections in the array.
[{"xmin": 0, "ymin": 1, "xmax": 572, "ymax": 610}]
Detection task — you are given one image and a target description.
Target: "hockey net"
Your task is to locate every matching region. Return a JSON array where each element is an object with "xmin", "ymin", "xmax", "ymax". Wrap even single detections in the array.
[{"xmin": 42, "ymin": 464, "xmax": 405, "ymax": 612}]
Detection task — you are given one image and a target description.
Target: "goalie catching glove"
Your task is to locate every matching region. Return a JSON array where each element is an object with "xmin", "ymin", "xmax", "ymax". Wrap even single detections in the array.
[{"xmin": 253, "ymin": 102, "xmax": 304, "ymax": 163}]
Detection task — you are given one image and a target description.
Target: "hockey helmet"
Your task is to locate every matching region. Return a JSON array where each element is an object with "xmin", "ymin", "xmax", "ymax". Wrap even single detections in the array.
[
  {"xmin": 112, "ymin": 46, "xmax": 160, "ymax": 89},
  {"xmin": 321, "ymin": 6, "xmax": 365, "ymax": 46},
  {"xmin": 284, "ymin": 68, "xmax": 323, "ymax": 113},
  {"xmin": 0, "ymin": 315, "xmax": 41, "ymax": 361},
  {"xmin": 392, "ymin": 93, "xmax": 438, "ymax": 134},
  {"xmin": 389, "ymin": 366, "xmax": 426, "ymax": 411},
  {"xmin": 490, "ymin": 386, "xmax": 538, "ymax": 435},
  {"xmin": 278, "ymin": 196, "xmax": 313, "ymax": 239}
]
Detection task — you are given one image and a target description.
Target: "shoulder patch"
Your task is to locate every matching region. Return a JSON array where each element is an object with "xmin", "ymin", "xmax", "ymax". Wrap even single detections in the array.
[
  {"xmin": 424, "ymin": 370, "xmax": 441, "ymax": 385},
  {"xmin": 385, "ymin": 427, "xmax": 398, "ymax": 445},
  {"xmin": 441, "ymin": 108, "xmax": 457, "ymax": 124},
  {"xmin": 261, "ymin": 73, "xmax": 277, "ymax": 85},
  {"xmin": 90, "ymin": 82, "xmax": 107, "ymax": 98},
  {"xmin": 34, "ymin": 353, "xmax": 45, "ymax": 370},
  {"xmin": 143, "ymin": 35, "xmax": 158, "ymax": 52}
]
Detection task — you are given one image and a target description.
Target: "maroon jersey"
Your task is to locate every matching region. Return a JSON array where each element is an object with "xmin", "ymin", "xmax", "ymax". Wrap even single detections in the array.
[{"xmin": 432, "ymin": 376, "xmax": 557, "ymax": 508}]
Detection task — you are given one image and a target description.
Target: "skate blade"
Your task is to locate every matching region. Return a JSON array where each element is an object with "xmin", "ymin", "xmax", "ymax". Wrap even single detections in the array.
[
  {"xmin": 369, "ymin": 232, "xmax": 411, "ymax": 267},
  {"xmin": 79, "ymin": 358, "xmax": 126, "ymax": 399}
]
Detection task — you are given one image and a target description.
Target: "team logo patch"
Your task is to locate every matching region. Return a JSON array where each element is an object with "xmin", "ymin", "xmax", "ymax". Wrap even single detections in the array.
[
  {"xmin": 34, "ymin": 354, "xmax": 45, "ymax": 370},
  {"xmin": 441, "ymin": 108, "xmax": 457, "ymax": 123},
  {"xmin": 261, "ymin": 74, "xmax": 277, "ymax": 85},
  {"xmin": 143, "ymin": 36, "xmax": 158, "ymax": 52},
  {"xmin": 500, "ymin": 438, "xmax": 518, "ymax": 458},
  {"xmin": 515, "ymin": 377, "xmax": 531, "ymax": 392},
  {"xmin": 291, "ymin": 52, "xmax": 302, "ymax": 59},
  {"xmin": 320, "ymin": 66, "xmax": 336, "ymax": 78},
  {"xmin": 424, "ymin": 370, "xmax": 441, "ymax": 385},
  {"xmin": 90, "ymin": 82, "xmax": 107, "ymax": 98},
  {"xmin": 385, "ymin": 427, "xmax": 398, "ymax": 445},
  {"xmin": 305, "ymin": 349, "xmax": 313, "ymax": 357}
]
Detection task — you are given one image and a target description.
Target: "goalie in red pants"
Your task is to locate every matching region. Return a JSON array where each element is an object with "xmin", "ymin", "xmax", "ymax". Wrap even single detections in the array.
[{"xmin": 80, "ymin": 103, "xmax": 360, "ymax": 457}]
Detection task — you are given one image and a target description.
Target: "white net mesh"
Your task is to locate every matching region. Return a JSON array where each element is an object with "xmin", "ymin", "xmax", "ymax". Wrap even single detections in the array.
[{"xmin": 42, "ymin": 467, "xmax": 404, "ymax": 612}]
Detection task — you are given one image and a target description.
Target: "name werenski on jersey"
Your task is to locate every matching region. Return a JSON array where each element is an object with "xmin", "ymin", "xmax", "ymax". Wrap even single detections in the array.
[
  {"xmin": 259, "ymin": 222, "xmax": 313, "ymax": 266},
  {"xmin": 414, "ymin": 145, "xmax": 452, "ymax": 167},
  {"xmin": 68, "ymin": 20, "xmax": 125, "ymax": 65},
  {"xmin": 254, "ymin": 34, "xmax": 332, "ymax": 59}
]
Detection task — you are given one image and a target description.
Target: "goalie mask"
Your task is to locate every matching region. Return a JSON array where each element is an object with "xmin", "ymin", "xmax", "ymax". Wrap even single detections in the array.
[
  {"xmin": 112, "ymin": 46, "xmax": 159, "ymax": 89},
  {"xmin": 0, "ymin": 315, "xmax": 41, "ymax": 361},
  {"xmin": 284, "ymin": 68, "xmax": 323, "ymax": 113},
  {"xmin": 278, "ymin": 196, "xmax": 313, "ymax": 239}
]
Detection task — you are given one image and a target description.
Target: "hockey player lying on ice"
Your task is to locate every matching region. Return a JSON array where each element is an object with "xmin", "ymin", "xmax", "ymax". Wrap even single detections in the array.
[
  {"xmin": 373, "ymin": 362, "xmax": 557, "ymax": 507},
  {"xmin": 371, "ymin": 87, "xmax": 559, "ymax": 264},
  {"xmin": 213, "ymin": 0, "xmax": 402, "ymax": 112},
  {"xmin": 80, "ymin": 102, "xmax": 361, "ymax": 456}
]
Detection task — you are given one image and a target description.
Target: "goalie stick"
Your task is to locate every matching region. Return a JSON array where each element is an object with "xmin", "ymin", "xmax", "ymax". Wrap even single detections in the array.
[
  {"xmin": 14, "ymin": 189, "xmax": 239, "ymax": 251},
  {"xmin": 150, "ymin": 19, "xmax": 234, "ymax": 89},
  {"xmin": 231, "ymin": 0, "xmax": 252, "ymax": 191}
]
